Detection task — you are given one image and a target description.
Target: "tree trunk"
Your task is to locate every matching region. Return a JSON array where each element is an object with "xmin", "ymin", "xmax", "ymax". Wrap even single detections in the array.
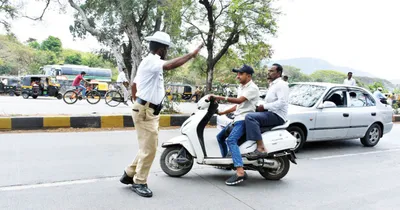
[
  {"xmin": 109, "ymin": 41, "xmax": 126, "ymax": 72},
  {"xmin": 122, "ymin": 40, "xmax": 133, "ymax": 80},
  {"xmin": 125, "ymin": 24, "xmax": 143, "ymax": 83},
  {"xmin": 205, "ymin": 62, "xmax": 214, "ymax": 94}
]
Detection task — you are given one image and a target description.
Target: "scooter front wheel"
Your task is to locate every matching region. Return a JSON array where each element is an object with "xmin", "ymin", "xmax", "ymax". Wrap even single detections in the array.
[
  {"xmin": 259, "ymin": 156, "xmax": 290, "ymax": 180},
  {"xmin": 160, "ymin": 146, "xmax": 194, "ymax": 177}
]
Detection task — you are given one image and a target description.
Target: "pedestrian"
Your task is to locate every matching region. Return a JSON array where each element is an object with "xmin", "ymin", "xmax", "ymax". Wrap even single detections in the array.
[
  {"xmin": 343, "ymin": 72, "xmax": 356, "ymax": 86},
  {"xmin": 119, "ymin": 31, "xmax": 204, "ymax": 198}
]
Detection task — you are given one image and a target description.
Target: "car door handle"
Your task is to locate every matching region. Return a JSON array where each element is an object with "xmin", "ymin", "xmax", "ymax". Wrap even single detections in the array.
[
  {"xmin": 371, "ymin": 112, "xmax": 376, "ymax": 116},
  {"xmin": 343, "ymin": 113, "xmax": 349, "ymax": 117}
]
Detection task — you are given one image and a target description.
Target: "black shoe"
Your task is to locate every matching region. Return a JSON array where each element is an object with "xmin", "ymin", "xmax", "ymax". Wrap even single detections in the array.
[
  {"xmin": 225, "ymin": 172, "xmax": 248, "ymax": 186},
  {"xmin": 120, "ymin": 171, "xmax": 134, "ymax": 185},
  {"xmin": 131, "ymin": 184, "xmax": 153, "ymax": 197},
  {"xmin": 246, "ymin": 149, "xmax": 269, "ymax": 160}
]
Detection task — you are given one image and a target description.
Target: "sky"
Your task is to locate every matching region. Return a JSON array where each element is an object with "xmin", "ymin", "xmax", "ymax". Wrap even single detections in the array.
[{"xmin": 2, "ymin": 0, "xmax": 400, "ymax": 80}]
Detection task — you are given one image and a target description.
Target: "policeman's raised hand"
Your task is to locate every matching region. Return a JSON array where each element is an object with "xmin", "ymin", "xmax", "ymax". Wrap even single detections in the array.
[{"xmin": 192, "ymin": 43, "xmax": 204, "ymax": 58}]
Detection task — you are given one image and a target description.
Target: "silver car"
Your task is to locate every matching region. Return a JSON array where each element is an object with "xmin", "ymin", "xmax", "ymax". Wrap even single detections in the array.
[
  {"xmin": 285, "ymin": 82, "xmax": 393, "ymax": 152},
  {"xmin": 217, "ymin": 82, "xmax": 394, "ymax": 152}
]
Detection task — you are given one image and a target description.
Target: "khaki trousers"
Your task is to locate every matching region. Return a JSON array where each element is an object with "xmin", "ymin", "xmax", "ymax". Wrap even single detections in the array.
[{"xmin": 125, "ymin": 102, "xmax": 160, "ymax": 184}]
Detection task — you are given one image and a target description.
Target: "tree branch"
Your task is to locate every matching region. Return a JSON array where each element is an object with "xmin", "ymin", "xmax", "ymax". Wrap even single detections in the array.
[
  {"xmin": 213, "ymin": 0, "xmax": 228, "ymax": 22},
  {"xmin": 22, "ymin": 0, "xmax": 51, "ymax": 21},
  {"xmin": 68, "ymin": 0, "xmax": 100, "ymax": 37},
  {"xmin": 213, "ymin": 25, "xmax": 239, "ymax": 64},
  {"xmin": 138, "ymin": 0, "xmax": 152, "ymax": 30},
  {"xmin": 183, "ymin": 15, "xmax": 206, "ymax": 44},
  {"xmin": 199, "ymin": 0, "xmax": 215, "ymax": 62}
]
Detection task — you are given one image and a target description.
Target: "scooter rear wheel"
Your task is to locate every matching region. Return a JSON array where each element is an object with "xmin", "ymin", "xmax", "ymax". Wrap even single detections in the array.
[
  {"xmin": 259, "ymin": 156, "xmax": 290, "ymax": 180},
  {"xmin": 160, "ymin": 146, "xmax": 193, "ymax": 177}
]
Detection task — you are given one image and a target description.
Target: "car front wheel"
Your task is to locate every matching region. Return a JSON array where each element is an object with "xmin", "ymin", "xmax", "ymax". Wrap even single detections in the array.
[
  {"xmin": 360, "ymin": 123, "xmax": 381, "ymax": 147},
  {"xmin": 287, "ymin": 125, "xmax": 306, "ymax": 153}
]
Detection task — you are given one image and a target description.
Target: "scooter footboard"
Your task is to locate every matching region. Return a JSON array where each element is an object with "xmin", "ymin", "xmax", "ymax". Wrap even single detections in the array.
[
  {"xmin": 262, "ymin": 129, "xmax": 297, "ymax": 153},
  {"xmin": 162, "ymin": 135, "xmax": 196, "ymax": 157}
]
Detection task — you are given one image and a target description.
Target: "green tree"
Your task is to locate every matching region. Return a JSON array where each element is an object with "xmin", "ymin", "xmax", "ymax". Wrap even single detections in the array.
[
  {"xmin": 28, "ymin": 41, "xmax": 40, "ymax": 49},
  {"xmin": 182, "ymin": 0, "xmax": 279, "ymax": 92},
  {"xmin": 64, "ymin": 53, "xmax": 82, "ymax": 65},
  {"xmin": 310, "ymin": 70, "xmax": 346, "ymax": 83},
  {"xmin": 41, "ymin": 36, "xmax": 62, "ymax": 54},
  {"xmin": 367, "ymin": 81, "xmax": 387, "ymax": 93},
  {"xmin": 282, "ymin": 65, "xmax": 312, "ymax": 83},
  {"xmin": 68, "ymin": 0, "xmax": 183, "ymax": 81},
  {"xmin": 0, "ymin": 0, "xmax": 18, "ymax": 32}
]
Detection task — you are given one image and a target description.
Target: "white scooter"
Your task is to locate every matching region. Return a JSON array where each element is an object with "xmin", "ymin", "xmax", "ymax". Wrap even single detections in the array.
[{"xmin": 160, "ymin": 95, "xmax": 298, "ymax": 180}]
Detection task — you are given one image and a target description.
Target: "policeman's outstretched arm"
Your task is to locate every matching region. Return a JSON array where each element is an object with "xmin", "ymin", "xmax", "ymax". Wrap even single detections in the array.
[{"xmin": 163, "ymin": 43, "xmax": 204, "ymax": 71}]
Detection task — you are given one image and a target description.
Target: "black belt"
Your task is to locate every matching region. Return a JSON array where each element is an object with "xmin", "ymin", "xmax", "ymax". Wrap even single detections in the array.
[{"xmin": 136, "ymin": 97, "xmax": 158, "ymax": 110}]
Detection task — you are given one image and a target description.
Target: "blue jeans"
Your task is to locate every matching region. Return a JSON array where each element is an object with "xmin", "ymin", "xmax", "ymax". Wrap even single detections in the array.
[
  {"xmin": 245, "ymin": 111, "xmax": 284, "ymax": 141},
  {"xmin": 75, "ymin": 85, "xmax": 86, "ymax": 96},
  {"xmin": 216, "ymin": 120, "xmax": 245, "ymax": 167}
]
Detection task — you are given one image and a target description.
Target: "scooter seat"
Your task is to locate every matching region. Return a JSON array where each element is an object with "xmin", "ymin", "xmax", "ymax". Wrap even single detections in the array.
[{"xmin": 260, "ymin": 121, "xmax": 290, "ymax": 133}]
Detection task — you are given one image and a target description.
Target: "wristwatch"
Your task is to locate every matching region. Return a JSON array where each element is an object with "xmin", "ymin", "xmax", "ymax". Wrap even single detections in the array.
[{"xmin": 225, "ymin": 96, "xmax": 228, "ymax": 101}]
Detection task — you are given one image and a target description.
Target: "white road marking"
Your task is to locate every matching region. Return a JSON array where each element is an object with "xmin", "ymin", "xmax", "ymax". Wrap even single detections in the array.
[
  {"xmin": 0, "ymin": 177, "xmax": 118, "ymax": 192},
  {"xmin": 310, "ymin": 148, "xmax": 400, "ymax": 160}
]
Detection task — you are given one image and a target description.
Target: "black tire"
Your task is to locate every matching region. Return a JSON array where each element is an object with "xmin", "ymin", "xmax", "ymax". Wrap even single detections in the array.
[
  {"xmin": 56, "ymin": 93, "xmax": 62, "ymax": 100},
  {"xmin": 287, "ymin": 125, "xmax": 306, "ymax": 153},
  {"xmin": 9, "ymin": 91, "xmax": 14, "ymax": 96},
  {"xmin": 86, "ymin": 91, "xmax": 101, "ymax": 105},
  {"xmin": 63, "ymin": 90, "xmax": 78, "ymax": 105},
  {"xmin": 160, "ymin": 146, "xmax": 194, "ymax": 177},
  {"xmin": 32, "ymin": 95, "xmax": 38, "ymax": 99},
  {"xmin": 105, "ymin": 90, "xmax": 122, "ymax": 107},
  {"xmin": 259, "ymin": 156, "xmax": 290, "ymax": 180},
  {"xmin": 22, "ymin": 92, "xmax": 29, "ymax": 99},
  {"xmin": 360, "ymin": 123, "xmax": 381, "ymax": 147}
]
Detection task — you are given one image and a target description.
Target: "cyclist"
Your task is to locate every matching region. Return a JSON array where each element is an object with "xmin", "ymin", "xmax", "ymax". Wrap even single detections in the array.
[
  {"xmin": 117, "ymin": 68, "xmax": 129, "ymax": 105},
  {"xmin": 72, "ymin": 71, "xmax": 89, "ymax": 98}
]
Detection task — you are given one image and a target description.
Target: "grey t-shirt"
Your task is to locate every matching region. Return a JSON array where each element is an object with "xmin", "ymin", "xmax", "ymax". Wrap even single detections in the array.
[{"xmin": 234, "ymin": 80, "xmax": 260, "ymax": 122}]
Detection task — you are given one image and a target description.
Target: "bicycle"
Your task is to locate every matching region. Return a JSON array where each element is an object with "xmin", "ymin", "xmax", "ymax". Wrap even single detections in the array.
[
  {"xmin": 62, "ymin": 83, "xmax": 102, "ymax": 105},
  {"xmin": 105, "ymin": 84, "xmax": 133, "ymax": 107}
]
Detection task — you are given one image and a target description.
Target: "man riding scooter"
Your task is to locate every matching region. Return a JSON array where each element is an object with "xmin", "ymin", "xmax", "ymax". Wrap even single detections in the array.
[
  {"xmin": 210, "ymin": 64, "xmax": 259, "ymax": 186},
  {"xmin": 245, "ymin": 63, "xmax": 289, "ymax": 159}
]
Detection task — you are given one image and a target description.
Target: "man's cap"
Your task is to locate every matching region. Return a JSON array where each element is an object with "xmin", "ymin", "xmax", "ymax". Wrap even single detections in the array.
[
  {"xmin": 378, "ymin": 87, "xmax": 383, "ymax": 91},
  {"xmin": 232, "ymin": 64, "xmax": 254, "ymax": 75},
  {"xmin": 144, "ymin": 31, "xmax": 174, "ymax": 47}
]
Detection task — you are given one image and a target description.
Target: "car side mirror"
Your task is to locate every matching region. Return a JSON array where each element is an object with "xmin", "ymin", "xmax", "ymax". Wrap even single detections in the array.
[{"xmin": 318, "ymin": 101, "xmax": 337, "ymax": 109}]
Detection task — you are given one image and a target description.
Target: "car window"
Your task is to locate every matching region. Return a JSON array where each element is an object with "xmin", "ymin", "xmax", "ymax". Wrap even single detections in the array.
[
  {"xmin": 324, "ymin": 89, "xmax": 347, "ymax": 107},
  {"xmin": 288, "ymin": 84, "xmax": 327, "ymax": 107},
  {"xmin": 349, "ymin": 89, "xmax": 375, "ymax": 107}
]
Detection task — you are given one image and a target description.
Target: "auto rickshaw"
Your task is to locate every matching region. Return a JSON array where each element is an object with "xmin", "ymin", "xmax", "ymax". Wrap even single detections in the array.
[
  {"xmin": 0, "ymin": 76, "xmax": 21, "ymax": 96},
  {"xmin": 86, "ymin": 79, "xmax": 109, "ymax": 97},
  {"xmin": 165, "ymin": 83, "xmax": 194, "ymax": 101},
  {"xmin": 20, "ymin": 75, "xmax": 62, "ymax": 99}
]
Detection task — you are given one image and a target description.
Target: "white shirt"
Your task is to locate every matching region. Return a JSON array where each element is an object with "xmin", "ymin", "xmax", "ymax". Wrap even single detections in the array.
[
  {"xmin": 117, "ymin": 71, "xmax": 128, "ymax": 83},
  {"xmin": 133, "ymin": 53, "xmax": 166, "ymax": 105},
  {"xmin": 234, "ymin": 80, "xmax": 260, "ymax": 121},
  {"xmin": 343, "ymin": 78, "xmax": 356, "ymax": 86},
  {"xmin": 263, "ymin": 77, "xmax": 289, "ymax": 121}
]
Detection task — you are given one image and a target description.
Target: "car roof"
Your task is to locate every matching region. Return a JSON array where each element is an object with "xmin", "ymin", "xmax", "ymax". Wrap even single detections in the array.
[{"xmin": 290, "ymin": 82, "xmax": 372, "ymax": 93}]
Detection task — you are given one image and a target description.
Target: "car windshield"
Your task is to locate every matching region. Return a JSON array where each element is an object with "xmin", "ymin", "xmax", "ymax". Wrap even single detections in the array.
[{"xmin": 289, "ymin": 84, "xmax": 327, "ymax": 107}]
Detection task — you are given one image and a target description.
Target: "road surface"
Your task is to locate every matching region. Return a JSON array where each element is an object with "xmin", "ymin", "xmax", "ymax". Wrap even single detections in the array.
[{"xmin": 1, "ymin": 126, "xmax": 400, "ymax": 209}]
